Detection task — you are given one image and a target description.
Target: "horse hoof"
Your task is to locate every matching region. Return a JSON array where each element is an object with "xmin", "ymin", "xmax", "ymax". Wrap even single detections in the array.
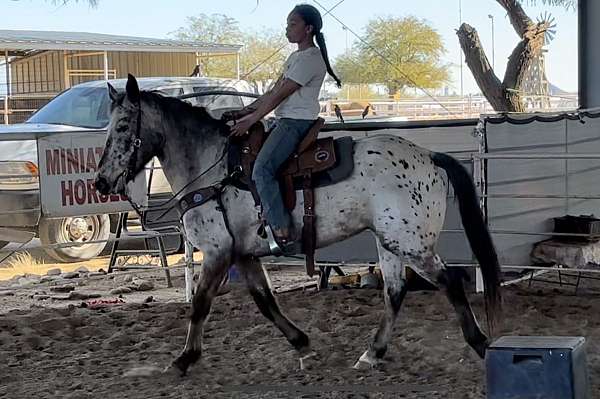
[
  {"xmin": 164, "ymin": 359, "xmax": 188, "ymax": 377},
  {"xmin": 163, "ymin": 363, "xmax": 185, "ymax": 377},
  {"xmin": 352, "ymin": 351, "xmax": 380, "ymax": 370}
]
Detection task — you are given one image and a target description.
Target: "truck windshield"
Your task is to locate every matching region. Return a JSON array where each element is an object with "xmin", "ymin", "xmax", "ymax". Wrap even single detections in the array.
[{"xmin": 27, "ymin": 87, "xmax": 110, "ymax": 129}]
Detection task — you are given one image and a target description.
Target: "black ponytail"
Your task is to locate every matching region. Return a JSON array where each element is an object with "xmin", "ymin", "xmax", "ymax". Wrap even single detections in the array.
[
  {"xmin": 315, "ymin": 31, "xmax": 342, "ymax": 88},
  {"xmin": 292, "ymin": 4, "xmax": 342, "ymax": 88}
]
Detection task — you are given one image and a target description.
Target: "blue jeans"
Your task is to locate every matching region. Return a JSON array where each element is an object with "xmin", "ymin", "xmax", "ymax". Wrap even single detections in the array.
[{"xmin": 252, "ymin": 118, "xmax": 315, "ymax": 231}]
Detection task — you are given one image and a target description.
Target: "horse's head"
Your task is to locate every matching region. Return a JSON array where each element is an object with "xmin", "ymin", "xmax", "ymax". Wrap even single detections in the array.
[{"xmin": 95, "ymin": 74, "xmax": 164, "ymax": 195}]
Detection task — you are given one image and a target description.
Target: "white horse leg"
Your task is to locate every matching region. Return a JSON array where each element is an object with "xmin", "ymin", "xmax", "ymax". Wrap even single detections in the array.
[
  {"xmin": 236, "ymin": 256, "xmax": 316, "ymax": 369},
  {"xmin": 168, "ymin": 255, "xmax": 230, "ymax": 376},
  {"xmin": 354, "ymin": 243, "xmax": 408, "ymax": 370}
]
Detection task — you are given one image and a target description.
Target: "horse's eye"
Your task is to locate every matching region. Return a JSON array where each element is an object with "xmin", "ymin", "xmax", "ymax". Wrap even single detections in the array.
[{"xmin": 116, "ymin": 125, "xmax": 128, "ymax": 133}]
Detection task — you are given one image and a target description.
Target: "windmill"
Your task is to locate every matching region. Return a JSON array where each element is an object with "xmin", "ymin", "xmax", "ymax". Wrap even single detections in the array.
[{"xmin": 522, "ymin": 12, "xmax": 557, "ymax": 110}]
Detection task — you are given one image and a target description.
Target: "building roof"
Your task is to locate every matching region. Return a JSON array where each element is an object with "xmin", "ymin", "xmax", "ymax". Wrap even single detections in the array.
[{"xmin": 0, "ymin": 30, "xmax": 242, "ymax": 56}]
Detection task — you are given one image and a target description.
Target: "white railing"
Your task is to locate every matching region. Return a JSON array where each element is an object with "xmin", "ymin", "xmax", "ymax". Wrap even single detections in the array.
[{"xmin": 319, "ymin": 94, "xmax": 579, "ymax": 121}]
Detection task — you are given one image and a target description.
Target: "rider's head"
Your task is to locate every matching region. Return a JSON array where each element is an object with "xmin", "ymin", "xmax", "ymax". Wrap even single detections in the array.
[{"xmin": 287, "ymin": 4, "xmax": 342, "ymax": 88}]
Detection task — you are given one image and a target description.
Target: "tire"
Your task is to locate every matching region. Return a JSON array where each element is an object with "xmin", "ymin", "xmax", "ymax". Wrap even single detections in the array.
[{"xmin": 39, "ymin": 214, "xmax": 110, "ymax": 263}]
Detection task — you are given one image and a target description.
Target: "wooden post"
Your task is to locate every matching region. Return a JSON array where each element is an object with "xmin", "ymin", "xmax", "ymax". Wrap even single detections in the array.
[
  {"xmin": 63, "ymin": 51, "xmax": 70, "ymax": 89},
  {"xmin": 103, "ymin": 51, "xmax": 109, "ymax": 81}
]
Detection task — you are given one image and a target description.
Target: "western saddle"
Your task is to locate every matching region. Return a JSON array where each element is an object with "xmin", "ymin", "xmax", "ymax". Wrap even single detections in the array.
[{"xmin": 231, "ymin": 117, "xmax": 336, "ymax": 277}]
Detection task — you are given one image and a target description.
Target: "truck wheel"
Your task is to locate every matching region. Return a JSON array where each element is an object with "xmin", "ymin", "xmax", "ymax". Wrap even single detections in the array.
[{"xmin": 39, "ymin": 214, "xmax": 110, "ymax": 263}]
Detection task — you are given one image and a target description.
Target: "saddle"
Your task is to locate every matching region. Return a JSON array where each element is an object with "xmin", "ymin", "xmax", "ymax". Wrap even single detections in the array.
[{"xmin": 229, "ymin": 117, "xmax": 354, "ymax": 277}]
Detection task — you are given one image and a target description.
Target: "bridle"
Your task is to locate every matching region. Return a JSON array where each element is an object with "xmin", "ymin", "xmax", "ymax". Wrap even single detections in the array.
[{"xmin": 115, "ymin": 98, "xmax": 239, "ymax": 220}]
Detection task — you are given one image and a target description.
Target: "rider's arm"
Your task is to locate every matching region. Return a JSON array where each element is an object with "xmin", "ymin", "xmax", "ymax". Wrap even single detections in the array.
[
  {"xmin": 229, "ymin": 77, "xmax": 301, "ymax": 136},
  {"xmin": 240, "ymin": 75, "xmax": 285, "ymax": 114},
  {"xmin": 247, "ymin": 78, "xmax": 301, "ymax": 120}
]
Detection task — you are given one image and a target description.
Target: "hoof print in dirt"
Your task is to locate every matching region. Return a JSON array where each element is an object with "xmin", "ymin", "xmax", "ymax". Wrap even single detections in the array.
[
  {"xmin": 50, "ymin": 285, "xmax": 75, "ymax": 293},
  {"xmin": 68, "ymin": 291, "xmax": 101, "ymax": 300},
  {"xmin": 122, "ymin": 365, "xmax": 163, "ymax": 378},
  {"xmin": 299, "ymin": 350, "xmax": 320, "ymax": 371},
  {"xmin": 110, "ymin": 286, "xmax": 133, "ymax": 295},
  {"xmin": 129, "ymin": 279, "xmax": 154, "ymax": 292}
]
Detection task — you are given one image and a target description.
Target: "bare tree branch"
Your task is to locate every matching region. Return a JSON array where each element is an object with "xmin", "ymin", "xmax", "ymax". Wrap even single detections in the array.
[
  {"xmin": 457, "ymin": 23, "xmax": 507, "ymax": 110},
  {"xmin": 49, "ymin": 0, "xmax": 98, "ymax": 7},
  {"xmin": 496, "ymin": 0, "xmax": 533, "ymax": 38},
  {"xmin": 458, "ymin": 0, "xmax": 553, "ymax": 112}
]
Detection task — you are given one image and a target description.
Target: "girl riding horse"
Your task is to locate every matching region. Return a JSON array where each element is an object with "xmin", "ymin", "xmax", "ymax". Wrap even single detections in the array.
[{"xmin": 229, "ymin": 4, "xmax": 341, "ymax": 254}]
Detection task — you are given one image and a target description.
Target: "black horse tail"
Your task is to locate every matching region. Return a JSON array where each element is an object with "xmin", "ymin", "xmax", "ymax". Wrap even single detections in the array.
[{"xmin": 431, "ymin": 152, "xmax": 502, "ymax": 333}]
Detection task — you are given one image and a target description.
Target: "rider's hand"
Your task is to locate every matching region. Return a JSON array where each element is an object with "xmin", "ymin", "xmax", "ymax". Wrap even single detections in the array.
[{"xmin": 229, "ymin": 113, "xmax": 259, "ymax": 137}]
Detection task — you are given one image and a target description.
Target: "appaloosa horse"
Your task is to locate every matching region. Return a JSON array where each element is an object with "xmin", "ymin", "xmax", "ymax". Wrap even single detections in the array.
[{"xmin": 95, "ymin": 74, "xmax": 501, "ymax": 376}]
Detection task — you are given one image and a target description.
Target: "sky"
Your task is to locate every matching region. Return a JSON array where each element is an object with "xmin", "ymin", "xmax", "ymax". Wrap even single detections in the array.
[{"xmin": 0, "ymin": 0, "xmax": 578, "ymax": 96}]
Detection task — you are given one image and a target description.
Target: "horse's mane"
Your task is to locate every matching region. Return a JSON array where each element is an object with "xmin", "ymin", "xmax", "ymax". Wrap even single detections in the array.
[{"xmin": 141, "ymin": 90, "xmax": 222, "ymax": 125}]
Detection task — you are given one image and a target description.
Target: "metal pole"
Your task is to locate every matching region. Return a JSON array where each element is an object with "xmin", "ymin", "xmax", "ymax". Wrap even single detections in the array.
[
  {"xmin": 578, "ymin": 0, "xmax": 600, "ymax": 109},
  {"xmin": 488, "ymin": 14, "xmax": 495, "ymax": 70},
  {"xmin": 459, "ymin": 0, "xmax": 464, "ymax": 97},
  {"xmin": 343, "ymin": 26, "xmax": 349, "ymax": 99},
  {"xmin": 4, "ymin": 50, "xmax": 10, "ymax": 96},
  {"xmin": 103, "ymin": 50, "xmax": 109, "ymax": 81},
  {"xmin": 3, "ymin": 95, "xmax": 7, "ymax": 125},
  {"xmin": 4, "ymin": 50, "xmax": 8, "ymax": 125}
]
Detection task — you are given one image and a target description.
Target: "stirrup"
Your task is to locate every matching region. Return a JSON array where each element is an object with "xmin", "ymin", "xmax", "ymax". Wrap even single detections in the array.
[{"xmin": 265, "ymin": 225, "xmax": 300, "ymax": 256}]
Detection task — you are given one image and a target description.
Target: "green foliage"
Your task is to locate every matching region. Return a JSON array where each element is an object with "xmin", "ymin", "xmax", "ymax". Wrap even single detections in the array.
[
  {"xmin": 171, "ymin": 14, "xmax": 290, "ymax": 87},
  {"xmin": 334, "ymin": 16, "xmax": 450, "ymax": 96},
  {"xmin": 238, "ymin": 29, "xmax": 291, "ymax": 90},
  {"xmin": 170, "ymin": 13, "xmax": 242, "ymax": 78}
]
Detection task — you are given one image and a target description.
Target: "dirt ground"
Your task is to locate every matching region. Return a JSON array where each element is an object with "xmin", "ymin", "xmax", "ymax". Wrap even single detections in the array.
[{"xmin": 0, "ymin": 264, "xmax": 599, "ymax": 399}]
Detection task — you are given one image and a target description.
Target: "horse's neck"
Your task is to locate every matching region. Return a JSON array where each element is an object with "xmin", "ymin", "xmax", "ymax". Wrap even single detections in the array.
[{"xmin": 155, "ymin": 107, "xmax": 228, "ymax": 193}]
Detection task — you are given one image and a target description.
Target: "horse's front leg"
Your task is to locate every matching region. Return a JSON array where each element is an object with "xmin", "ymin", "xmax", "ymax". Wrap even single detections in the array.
[
  {"xmin": 168, "ymin": 251, "xmax": 230, "ymax": 376},
  {"xmin": 236, "ymin": 256, "xmax": 315, "ymax": 369}
]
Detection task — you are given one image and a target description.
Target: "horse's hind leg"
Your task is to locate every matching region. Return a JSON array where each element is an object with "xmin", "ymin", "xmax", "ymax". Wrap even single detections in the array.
[
  {"xmin": 169, "ymin": 256, "xmax": 230, "ymax": 376},
  {"xmin": 354, "ymin": 243, "xmax": 408, "ymax": 370},
  {"xmin": 236, "ymin": 256, "xmax": 314, "ymax": 367},
  {"xmin": 436, "ymin": 264, "xmax": 489, "ymax": 358}
]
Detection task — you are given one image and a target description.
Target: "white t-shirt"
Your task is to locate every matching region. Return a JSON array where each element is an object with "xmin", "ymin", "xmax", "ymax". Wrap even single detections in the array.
[{"xmin": 275, "ymin": 46, "xmax": 326, "ymax": 120}]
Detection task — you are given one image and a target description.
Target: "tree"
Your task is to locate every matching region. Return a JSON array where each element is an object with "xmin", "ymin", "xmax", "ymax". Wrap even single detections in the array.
[
  {"xmin": 171, "ymin": 13, "xmax": 243, "ymax": 78},
  {"xmin": 171, "ymin": 15, "xmax": 290, "ymax": 88},
  {"xmin": 239, "ymin": 29, "xmax": 290, "ymax": 92},
  {"xmin": 334, "ymin": 16, "xmax": 450, "ymax": 96},
  {"xmin": 458, "ymin": 0, "xmax": 575, "ymax": 112}
]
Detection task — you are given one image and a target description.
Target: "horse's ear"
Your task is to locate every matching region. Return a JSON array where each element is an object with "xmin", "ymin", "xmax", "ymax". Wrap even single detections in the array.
[
  {"xmin": 126, "ymin": 74, "xmax": 140, "ymax": 103},
  {"xmin": 107, "ymin": 83, "xmax": 118, "ymax": 103}
]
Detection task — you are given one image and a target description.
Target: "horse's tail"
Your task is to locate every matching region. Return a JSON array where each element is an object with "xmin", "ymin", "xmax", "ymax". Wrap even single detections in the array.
[{"xmin": 431, "ymin": 152, "xmax": 502, "ymax": 333}]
